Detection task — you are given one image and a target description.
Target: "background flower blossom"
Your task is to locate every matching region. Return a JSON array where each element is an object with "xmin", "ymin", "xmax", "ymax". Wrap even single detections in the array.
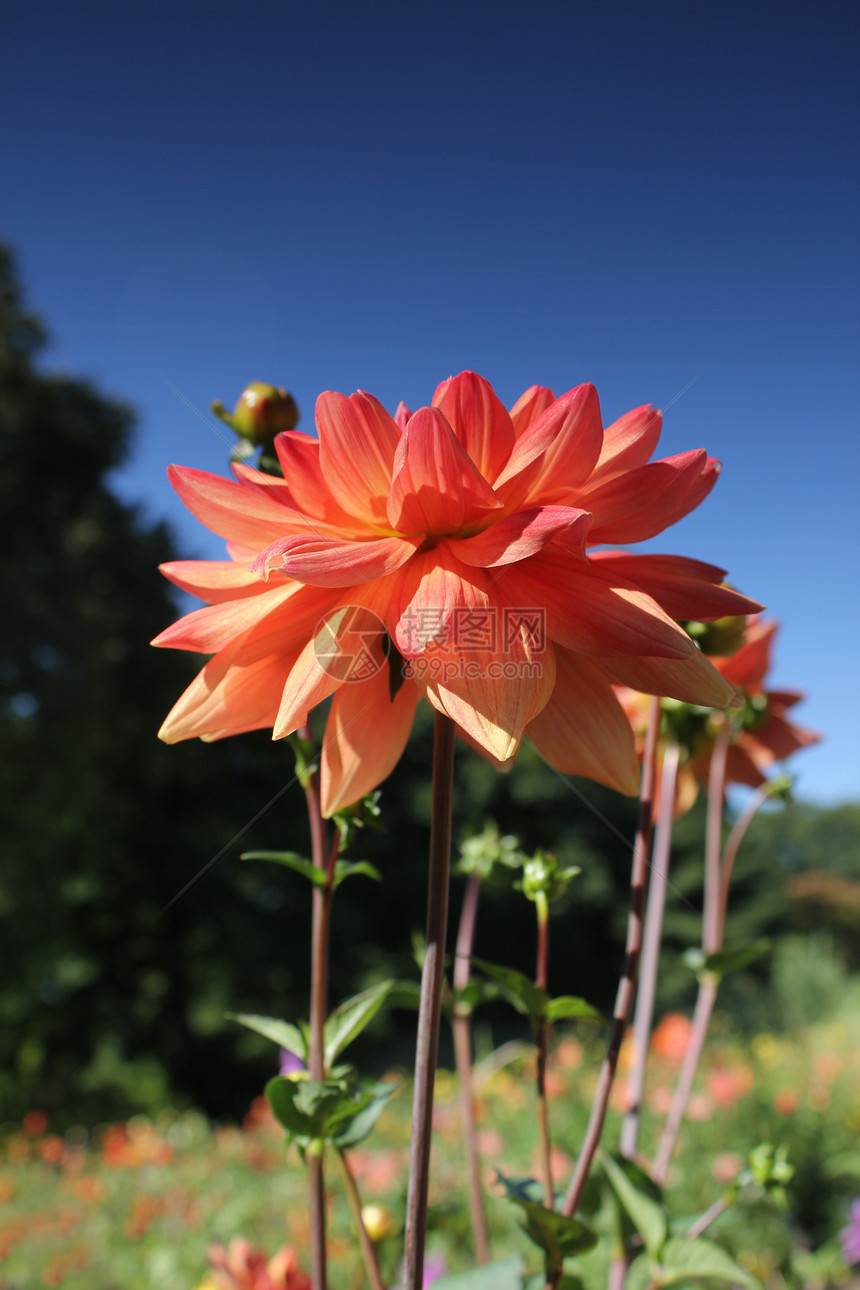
[{"xmin": 154, "ymin": 372, "xmax": 760, "ymax": 813}]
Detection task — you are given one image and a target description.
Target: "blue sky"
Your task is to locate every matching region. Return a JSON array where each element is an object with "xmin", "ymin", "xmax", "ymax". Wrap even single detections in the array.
[{"xmin": 3, "ymin": 1, "xmax": 858, "ymax": 803}]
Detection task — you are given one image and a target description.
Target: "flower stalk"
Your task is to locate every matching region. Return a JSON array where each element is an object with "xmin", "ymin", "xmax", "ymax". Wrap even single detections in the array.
[
  {"xmin": 403, "ymin": 714, "xmax": 456, "ymax": 1290},
  {"xmin": 560, "ymin": 696, "xmax": 661, "ymax": 1227},
  {"xmin": 337, "ymin": 1150, "xmax": 387, "ymax": 1290},
  {"xmin": 534, "ymin": 888, "xmax": 554, "ymax": 1209},
  {"xmin": 620, "ymin": 739, "xmax": 681, "ymax": 1160},
  {"xmin": 452, "ymin": 873, "xmax": 490, "ymax": 1264}
]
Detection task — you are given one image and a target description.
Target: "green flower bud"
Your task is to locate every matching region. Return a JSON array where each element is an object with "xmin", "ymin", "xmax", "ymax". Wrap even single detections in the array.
[
  {"xmin": 682, "ymin": 615, "xmax": 748, "ymax": 657},
  {"xmin": 517, "ymin": 850, "xmax": 580, "ymax": 903},
  {"xmin": 212, "ymin": 381, "xmax": 300, "ymax": 448}
]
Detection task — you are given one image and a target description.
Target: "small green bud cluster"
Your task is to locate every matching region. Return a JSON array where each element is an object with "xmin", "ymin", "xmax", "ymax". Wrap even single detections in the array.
[
  {"xmin": 682, "ymin": 614, "xmax": 748, "ymax": 657},
  {"xmin": 517, "ymin": 850, "xmax": 580, "ymax": 905},
  {"xmin": 455, "ymin": 820, "xmax": 522, "ymax": 881}
]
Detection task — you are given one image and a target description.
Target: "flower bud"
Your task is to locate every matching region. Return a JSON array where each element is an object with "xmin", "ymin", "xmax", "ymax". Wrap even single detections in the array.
[
  {"xmin": 361, "ymin": 1203, "xmax": 394, "ymax": 1242},
  {"xmin": 212, "ymin": 382, "xmax": 299, "ymax": 448},
  {"xmin": 684, "ymin": 614, "xmax": 748, "ymax": 658}
]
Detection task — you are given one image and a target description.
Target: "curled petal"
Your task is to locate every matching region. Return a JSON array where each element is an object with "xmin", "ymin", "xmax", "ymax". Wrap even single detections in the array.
[
  {"xmin": 432, "ymin": 370, "xmax": 516, "ymax": 483},
  {"xmin": 386, "ymin": 407, "xmax": 503, "ymax": 538},
  {"xmin": 250, "ymin": 533, "xmax": 419, "ymax": 587},
  {"xmin": 580, "ymin": 449, "xmax": 718, "ymax": 544},
  {"xmin": 316, "ymin": 390, "xmax": 401, "ymax": 526},
  {"xmin": 526, "ymin": 650, "xmax": 640, "ymax": 795},
  {"xmin": 587, "ymin": 552, "xmax": 764, "ymax": 621},
  {"xmin": 509, "ymin": 385, "xmax": 555, "ymax": 438},
  {"xmin": 321, "ymin": 669, "xmax": 420, "ymax": 816},
  {"xmin": 493, "ymin": 383, "xmax": 604, "ymax": 508},
  {"xmin": 445, "ymin": 506, "xmax": 592, "ymax": 568}
]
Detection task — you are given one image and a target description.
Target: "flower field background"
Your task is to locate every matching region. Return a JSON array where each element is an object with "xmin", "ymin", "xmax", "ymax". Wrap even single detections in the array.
[{"xmin": 3, "ymin": 1002, "xmax": 859, "ymax": 1288}]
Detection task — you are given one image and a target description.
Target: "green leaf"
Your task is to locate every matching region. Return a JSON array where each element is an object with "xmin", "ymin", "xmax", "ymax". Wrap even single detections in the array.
[
  {"xmin": 472, "ymin": 959, "xmax": 548, "ymax": 1023},
  {"xmin": 432, "ymin": 1254, "xmax": 524, "ymax": 1290},
  {"xmin": 495, "ymin": 1173, "xmax": 597, "ymax": 1275},
  {"xmin": 265, "ymin": 1076, "xmax": 387, "ymax": 1146},
  {"xmin": 381, "ymin": 980, "xmax": 422, "ymax": 1010},
  {"xmin": 241, "ymin": 850, "xmax": 326, "ymax": 888},
  {"xmin": 227, "ymin": 1012, "xmax": 308, "ymax": 1061},
  {"xmin": 683, "ymin": 940, "xmax": 769, "ymax": 980},
  {"xmin": 452, "ymin": 980, "xmax": 501, "ymax": 1013},
  {"xmin": 332, "ymin": 859, "xmax": 381, "ymax": 888},
  {"xmin": 599, "ymin": 1150, "xmax": 667, "ymax": 1260},
  {"xmin": 545, "ymin": 995, "xmax": 603, "ymax": 1023},
  {"xmin": 330, "ymin": 1080, "xmax": 396, "ymax": 1148},
  {"xmin": 524, "ymin": 1277, "xmax": 585, "ymax": 1290},
  {"xmin": 323, "ymin": 980, "xmax": 394, "ymax": 1068},
  {"xmin": 654, "ymin": 1236, "xmax": 762, "ymax": 1287}
]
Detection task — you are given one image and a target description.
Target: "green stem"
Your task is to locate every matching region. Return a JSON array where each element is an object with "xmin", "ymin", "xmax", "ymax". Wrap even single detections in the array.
[
  {"xmin": 337, "ymin": 1149, "xmax": 387, "ymax": 1290},
  {"xmin": 452, "ymin": 873, "xmax": 490, "ymax": 1263},
  {"xmin": 300, "ymin": 722, "xmax": 330, "ymax": 1290},
  {"xmin": 403, "ymin": 714, "xmax": 456, "ymax": 1290}
]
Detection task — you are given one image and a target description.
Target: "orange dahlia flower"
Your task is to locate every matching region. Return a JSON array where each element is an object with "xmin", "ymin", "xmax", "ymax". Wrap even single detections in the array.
[
  {"xmin": 153, "ymin": 372, "xmax": 759, "ymax": 815},
  {"xmin": 617, "ymin": 616, "xmax": 819, "ymax": 813}
]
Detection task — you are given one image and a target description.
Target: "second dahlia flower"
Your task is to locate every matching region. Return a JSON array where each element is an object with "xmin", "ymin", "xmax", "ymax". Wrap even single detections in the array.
[{"xmin": 154, "ymin": 372, "xmax": 760, "ymax": 814}]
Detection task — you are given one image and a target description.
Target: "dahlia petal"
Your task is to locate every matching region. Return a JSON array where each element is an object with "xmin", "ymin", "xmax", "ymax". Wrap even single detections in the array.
[
  {"xmin": 509, "ymin": 385, "xmax": 555, "ymax": 438},
  {"xmin": 151, "ymin": 583, "xmax": 299, "ymax": 654},
  {"xmin": 270, "ymin": 431, "xmax": 365, "ymax": 530},
  {"xmin": 316, "ymin": 391, "xmax": 401, "ymax": 526},
  {"xmin": 158, "ymin": 653, "xmax": 289, "ymax": 744},
  {"xmin": 167, "ymin": 465, "xmax": 307, "ymax": 549},
  {"xmin": 159, "ymin": 559, "xmax": 282, "ymax": 604},
  {"xmin": 492, "ymin": 383, "xmax": 604, "ymax": 508},
  {"xmin": 499, "ymin": 553, "xmax": 696, "ymax": 659},
  {"xmin": 718, "ymin": 619, "xmax": 776, "ymax": 691},
  {"xmin": 722, "ymin": 740, "xmax": 769, "ymax": 788},
  {"xmin": 445, "ymin": 506, "xmax": 592, "ymax": 568},
  {"xmin": 421, "ymin": 637, "xmax": 556, "ymax": 764},
  {"xmin": 250, "ymin": 533, "xmax": 419, "ymax": 587},
  {"xmin": 432, "ymin": 370, "xmax": 516, "ymax": 483},
  {"xmin": 596, "ymin": 647, "xmax": 738, "ymax": 708},
  {"xmin": 272, "ymin": 604, "xmax": 390, "ymax": 740},
  {"xmin": 386, "ymin": 407, "xmax": 503, "ymax": 538},
  {"xmin": 587, "ymin": 552, "xmax": 764, "ymax": 621},
  {"xmin": 320, "ymin": 670, "xmax": 420, "ymax": 816},
  {"xmin": 394, "ymin": 401, "xmax": 412, "ymax": 431},
  {"xmin": 750, "ymin": 712, "xmax": 820, "ymax": 762},
  {"xmin": 591, "ymin": 405, "xmax": 662, "ymax": 484},
  {"xmin": 580, "ymin": 449, "xmax": 716, "ymax": 544},
  {"xmin": 525, "ymin": 650, "xmax": 640, "ymax": 796}
]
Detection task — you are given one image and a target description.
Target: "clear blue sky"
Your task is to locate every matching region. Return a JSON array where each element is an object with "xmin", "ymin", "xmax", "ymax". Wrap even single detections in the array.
[{"xmin": 3, "ymin": 1, "xmax": 858, "ymax": 804}]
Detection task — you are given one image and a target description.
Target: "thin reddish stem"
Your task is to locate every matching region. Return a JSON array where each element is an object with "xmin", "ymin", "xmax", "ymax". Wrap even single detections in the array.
[
  {"xmin": 717, "ymin": 781, "xmax": 770, "ymax": 941},
  {"xmin": 620, "ymin": 740, "xmax": 680, "ymax": 1160},
  {"xmin": 338, "ymin": 1150, "xmax": 387, "ymax": 1290},
  {"xmin": 560, "ymin": 696, "xmax": 661, "ymax": 1224},
  {"xmin": 403, "ymin": 714, "xmax": 456, "ymax": 1290},
  {"xmin": 535, "ymin": 892, "xmax": 554, "ymax": 1209},
  {"xmin": 452, "ymin": 873, "xmax": 490, "ymax": 1264},
  {"xmin": 651, "ymin": 975, "xmax": 717, "ymax": 1184},
  {"xmin": 703, "ymin": 726, "xmax": 729, "ymax": 955}
]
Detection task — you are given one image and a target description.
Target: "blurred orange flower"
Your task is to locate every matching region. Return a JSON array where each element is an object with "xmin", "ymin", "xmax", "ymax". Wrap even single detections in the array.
[
  {"xmin": 154, "ymin": 373, "xmax": 757, "ymax": 813},
  {"xmin": 206, "ymin": 1238, "xmax": 311, "ymax": 1290},
  {"xmin": 650, "ymin": 1012, "xmax": 693, "ymax": 1064}
]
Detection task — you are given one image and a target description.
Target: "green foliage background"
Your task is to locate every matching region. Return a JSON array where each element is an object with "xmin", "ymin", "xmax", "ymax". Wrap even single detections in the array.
[{"xmin": 1, "ymin": 242, "xmax": 858, "ymax": 1129}]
